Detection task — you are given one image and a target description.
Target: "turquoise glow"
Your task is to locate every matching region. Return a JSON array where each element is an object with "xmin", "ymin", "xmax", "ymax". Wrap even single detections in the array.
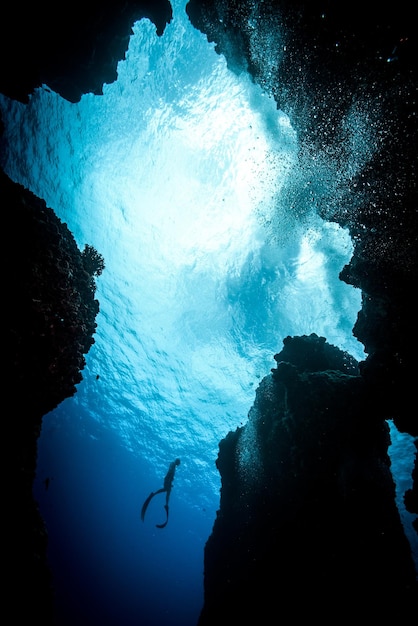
[{"xmin": 0, "ymin": 1, "xmax": 374, "ymax": 624}]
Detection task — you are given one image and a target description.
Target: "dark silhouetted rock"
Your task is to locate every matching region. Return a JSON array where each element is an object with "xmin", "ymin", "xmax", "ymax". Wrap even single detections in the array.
[
  {"xmin": 0, "ymin": 1, "xmax": 172, "ymax": 103},
  {"xmin": 199, "ymin": 335, "xmax": 417, "ymax": 623},
  {"xmin": 4, "ymin": 168, "xmax": 102, "ymax": 623}
]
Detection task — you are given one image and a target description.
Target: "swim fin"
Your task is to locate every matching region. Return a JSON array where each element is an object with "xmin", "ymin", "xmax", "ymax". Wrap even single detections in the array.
[
  {"xmin": 141, "ymin": 492, "xmax": 155, "ymax": 521},
  {"xmin": 156, "ymin": 504, "xmax": 169, "ymax": 529},
  {"xmin": 141, "ymin": 488, "xmax": 165, "ymax": 521}
]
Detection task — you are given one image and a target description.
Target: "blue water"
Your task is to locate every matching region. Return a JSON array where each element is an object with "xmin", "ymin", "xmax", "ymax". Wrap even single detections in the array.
[{"xmin": 1, "ymin": 1, "xmax": 415, "ymax": 623}]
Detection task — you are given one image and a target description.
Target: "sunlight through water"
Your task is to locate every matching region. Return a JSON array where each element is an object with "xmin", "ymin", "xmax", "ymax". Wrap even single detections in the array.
[
  {"xmin": 0, "ymin": 3, "xmax": 363, "ymax": 504},
  {"xmin": 0, "ymin": 2, "xmax": 369, "ymax": 623}
]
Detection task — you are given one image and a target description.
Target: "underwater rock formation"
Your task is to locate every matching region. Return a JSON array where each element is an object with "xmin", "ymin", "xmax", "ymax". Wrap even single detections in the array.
[
  {"xmin": 4, "ymin": 168, "xmax": 102, "ymax": 623},
  {"xmin": 198, "ymin": 334, "xmax": 417, "ymax": 623},
  {"xmin": 0, "ymin": 0, "xmax": 173, "ymax": 103}
]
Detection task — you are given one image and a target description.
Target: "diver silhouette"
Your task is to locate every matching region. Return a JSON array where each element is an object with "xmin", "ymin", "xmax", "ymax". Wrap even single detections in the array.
[{"xmin": 141, "ymin": 459, "xmax": 180, "ymax": 529}]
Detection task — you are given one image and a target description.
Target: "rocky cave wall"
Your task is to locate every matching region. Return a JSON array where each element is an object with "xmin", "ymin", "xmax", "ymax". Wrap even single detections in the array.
[
  {"xmin": 2, "ymin": 0, "xmax": 417, "ymax": 622},
  {"xmin": 4, "ymin": 168, "xmax": 103, "ymax": 623},
  {"xmin": 0, "ymin": 1, "xmax": 173, "ymax": 104},
  {"xmin": 198, "ymin": 334, "xmax": 417, "ymax": 622}
]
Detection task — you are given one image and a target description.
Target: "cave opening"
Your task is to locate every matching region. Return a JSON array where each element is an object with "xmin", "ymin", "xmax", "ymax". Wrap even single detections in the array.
[{"xmin": 2, "ymin": 1, "xmax": 415, "ymax": 624}]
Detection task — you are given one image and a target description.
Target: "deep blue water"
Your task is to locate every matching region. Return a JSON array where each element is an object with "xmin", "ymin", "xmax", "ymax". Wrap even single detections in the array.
[
  {"xmin": 1, "ymin": 1, "xmax": 416, "ymax": 623},
  {"xmin": 34, "ymin": 402, "xmax": 206, "ymax": 626}
]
